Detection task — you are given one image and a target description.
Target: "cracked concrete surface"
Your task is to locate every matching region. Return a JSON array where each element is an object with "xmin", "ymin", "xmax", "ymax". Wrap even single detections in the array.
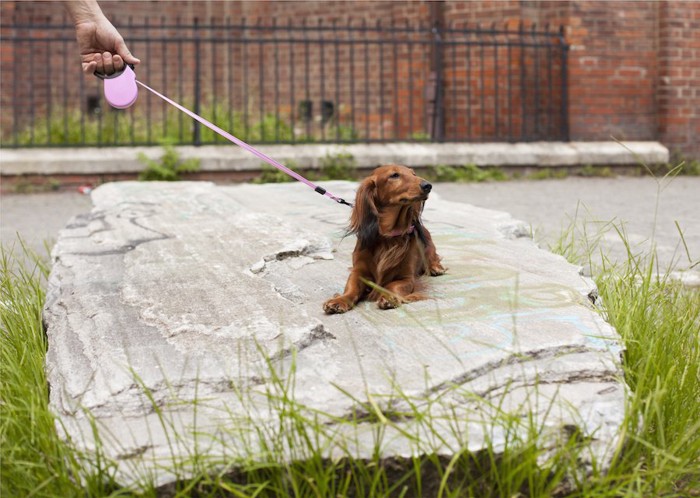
[{"xmin": 44, "ymin": 181, "xmax": 627, "ymax": 487}]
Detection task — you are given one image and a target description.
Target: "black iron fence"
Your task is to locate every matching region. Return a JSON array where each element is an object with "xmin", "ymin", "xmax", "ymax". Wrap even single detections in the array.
[{"xmin": 0, "ymin": 19, "xmax": 569, "ymax": 147}]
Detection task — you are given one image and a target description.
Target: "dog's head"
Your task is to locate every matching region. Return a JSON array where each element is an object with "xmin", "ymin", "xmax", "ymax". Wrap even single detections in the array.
[{"xmin": 349, "ymin": 164, "xmax": 432, "ymax": 248}]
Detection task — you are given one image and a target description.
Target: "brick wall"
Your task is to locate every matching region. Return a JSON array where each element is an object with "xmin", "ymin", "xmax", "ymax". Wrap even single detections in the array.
[
  {"xmin": 1, "ymin": 1, "xmax": 698, "ymax": 158},
  {"xmin": 658, "ymin": 1, "xmax": 700, "ymax": 160},
  {"xmin": 562, "ymin": 1, "xmax": 659, "ymax": 142},
  {"xmin": 430, "ymin": 2, "xmax": 567, "ymax": 141}
]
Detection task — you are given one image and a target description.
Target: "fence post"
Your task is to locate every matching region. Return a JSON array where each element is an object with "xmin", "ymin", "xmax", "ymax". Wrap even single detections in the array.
[
  {"xmin": 193, "ymin": 17, "xmax": 202, "ymax": 145},
  {"xmin": 559, "ymin": 25, "xmax": 570, "ymax": 141},
  {"xmin": 426, "ymin": 2, "xmax": 445, "ymax": 142}
]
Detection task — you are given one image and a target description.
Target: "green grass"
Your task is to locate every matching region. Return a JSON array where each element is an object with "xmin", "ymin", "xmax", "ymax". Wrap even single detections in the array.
[
  {"xmin": 549, "ymin": 218, "xmax": 700, "ymax": 496},
  {"xmin": 252, "ymin": 151, "xmax": 360, "ymax": 183},
  {"xmin": 3, "ymin": 103, "xmax": 293, "ymax": 146},
  {"xmin": 547, "ymin": 156, "xmax": 700, "ymax": 496},
  {"xmin": 138, "ymin": 144, "xmax": 201, "ymax": 181},
  {"xmin": 1, "ymin": 102, "xmax": 362, "ymax": 147},
  {"xmin": 427, "ymin": 164, "xmax": 508, "ymax": 183},
  {"xmin": 527, "ymin": 168, "xmax": 570, "ymax": 181},
  {"xmin": 0, "ymin": 242, "xmax": 121, "ymax": 497},
  {"xmin": 578, "ymin": 165, "xmax": 615, "ymax": 178},
  {"xmin": 661, "ymin": 151, "xmax": 700, "ymax": 177},
  {"xmin": 2, "ymin": 168, "xmax": 699, "ymax": 496}
]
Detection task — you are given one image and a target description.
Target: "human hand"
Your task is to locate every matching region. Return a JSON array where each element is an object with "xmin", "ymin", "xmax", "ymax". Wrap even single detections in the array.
[
  {"xmin": 74, "ymin": 16, "xmax": 140, "ymax": 75},
  {"xmin": 66, "ymin": 0, "xmax": 140, "ymax": 76}
]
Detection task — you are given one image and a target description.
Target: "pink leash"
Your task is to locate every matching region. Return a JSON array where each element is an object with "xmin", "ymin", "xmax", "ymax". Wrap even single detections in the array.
[{"xmin": 98, "ymin": 65, "xmax": 352, "ymax": 207}]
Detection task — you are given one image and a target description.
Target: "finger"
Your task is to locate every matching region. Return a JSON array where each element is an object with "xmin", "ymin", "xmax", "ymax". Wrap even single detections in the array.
[
  {"xmin": 112, "ymin": 54, "xmax": 124, "ymax": 72},
  {"xmin": 115, "ymin": 39, "xmax": 140, "ymax": 65},
  {"xmin": 93, "ymin": 52, "xmax": 104, "ymax": 74},
  {"xmin": 82, "ymin": 60, "xmax": 97, "ymax": 75},
  {"xmin": 102, "ymin": 51, "xmax": 115, "ymax": 75}
]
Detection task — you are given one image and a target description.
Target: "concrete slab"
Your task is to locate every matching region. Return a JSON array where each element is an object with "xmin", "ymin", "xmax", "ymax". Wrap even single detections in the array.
[
  {"xmin": 2, "ymin": 141, "xmax": 668, "ymax": 176},
  {"xmin": 44, "ymin": 181, "xmax": 626, "ymax": 488}
]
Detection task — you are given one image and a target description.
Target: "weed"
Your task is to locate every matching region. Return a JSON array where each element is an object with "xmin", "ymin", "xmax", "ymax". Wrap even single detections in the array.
[
  {"xmin": 579, "ymin": 165, "xmax": 615, "ymax": 178},
  {"xmin": 548, "ymin": 154, "xmax": 700, "ymax": 496},
  {"xmin": 252, "ymin": 162, "xmax": 299, "ymax": 184},
  {"xmin": 660, "ymin": 151, "xmax": 700, "ymax": 177},
  {"xmin": 527, "ymin": 168, "xmax": 569, "ymax": 180},
  {"xmin": 428, "ymin": 164, "xmax": 508, "ymax": 182},
  {"xmin": 0, "ymin": 243, "xmax": 119, "ymax": 497},
  {"xmin": 683, "ymin": 159, "xmax": 700, "ymax": 175},
  {"xmin": 316, "ymin": 151, "xmax": 358, "ymax": 180},
  {"xmin": 138, "ymin": 145, "xmax": 201, "ymax": 181},
  {"xmin": 11, "ymin": 177, "xmax": 62, "ymax": 194},
  {"xmin": 252, "ymin": 152, "xmax": 358, "ymax": 184},
  {"xmin": 236, "ymin": 113, "xmax": 295, "ymax": 143},
  {"xmin": 1, "ymin": 102, "xmax": 360, "ymax": 147},
  {"xmin": 551, "ymin": 223, "xmax": 700, "ymax": 496},
  {"xmin": 410, "ymin": 131, "xmax": 431, "ymax": 142},
  {"xmin": 326, "ymin": 124, "xmax": 361, "ymax": 142}
]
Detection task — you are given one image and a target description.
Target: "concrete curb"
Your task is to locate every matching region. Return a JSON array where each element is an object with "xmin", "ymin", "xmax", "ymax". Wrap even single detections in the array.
[{"xmin": 0, "ymin": 141, "xmax": 669, "ymax": 176}]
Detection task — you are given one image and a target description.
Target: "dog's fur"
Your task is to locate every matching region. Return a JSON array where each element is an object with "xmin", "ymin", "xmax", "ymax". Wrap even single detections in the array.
[{"xmin": 323, "ymin": 164, "xmax": 446, "ymax": 314}]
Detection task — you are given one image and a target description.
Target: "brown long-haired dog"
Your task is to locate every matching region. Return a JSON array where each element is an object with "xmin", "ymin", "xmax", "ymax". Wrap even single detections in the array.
[{"xmin": 323, "ymin": 164, "xmax": 446, "ymax": 314}]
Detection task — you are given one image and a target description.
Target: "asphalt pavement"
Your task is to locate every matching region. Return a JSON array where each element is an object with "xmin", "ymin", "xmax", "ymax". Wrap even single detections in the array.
[
  {"xmin": 436, "ymin": 176, "xmax": 700, "ymax": 285},
  {"xmin": 2, "ymin": 176, "xmax": 698, "ymax": 285}
]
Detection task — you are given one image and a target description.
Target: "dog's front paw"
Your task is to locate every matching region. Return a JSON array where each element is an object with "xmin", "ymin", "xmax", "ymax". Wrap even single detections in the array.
[
  {"xmin": 323, "ymin": 295, "xmax": 353, "ymax": 314},
  {"xmin": 430, "ymin": 262, "xmax": 447, "ymax": 276},
  {"xmin": 377, "ymin": 295, "xmax": 401, "ymax": 310}
]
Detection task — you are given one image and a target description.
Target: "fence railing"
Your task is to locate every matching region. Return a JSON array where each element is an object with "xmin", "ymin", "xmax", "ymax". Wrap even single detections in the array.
[{"xmin": 0, "ymin": 19, "xmax": 569, "ymax": 147}]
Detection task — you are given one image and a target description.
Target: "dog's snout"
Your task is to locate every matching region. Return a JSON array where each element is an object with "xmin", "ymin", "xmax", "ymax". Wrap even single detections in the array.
[{"xmin": 420, "ymin": 181, "xmax": 432, "ymax": 193}]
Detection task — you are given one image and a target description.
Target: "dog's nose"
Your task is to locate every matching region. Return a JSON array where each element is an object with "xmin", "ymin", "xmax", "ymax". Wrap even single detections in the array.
[{"xmin": 420, "ymin": 181, "xmax": 432, "ymax": 193}]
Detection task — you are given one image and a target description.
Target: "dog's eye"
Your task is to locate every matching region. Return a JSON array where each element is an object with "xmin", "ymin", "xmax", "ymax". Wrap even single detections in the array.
[{"xmin": 389, "ymin": 172, "xmax": 400, "ymax": 179}]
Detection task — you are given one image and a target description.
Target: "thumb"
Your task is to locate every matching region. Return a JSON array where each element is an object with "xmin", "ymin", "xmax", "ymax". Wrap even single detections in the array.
[{"xmin": 115, "ymin": 39, "xmax": 140, "ymax": 65}]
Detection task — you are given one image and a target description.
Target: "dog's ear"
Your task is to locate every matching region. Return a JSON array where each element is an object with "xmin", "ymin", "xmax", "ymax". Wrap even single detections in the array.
[
  {"xmin": 349, "ymin": 177, "xmax": 379, "ymax": 248},
  {"xmin": 412, "ymin": 201, "xmax": 427, "ymax": 244}
]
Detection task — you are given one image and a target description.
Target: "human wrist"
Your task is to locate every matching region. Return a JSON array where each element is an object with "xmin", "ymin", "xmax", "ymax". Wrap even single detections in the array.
[{"xmin": 65, "ymin": 0, "xmax": 106, "ymax": 25}]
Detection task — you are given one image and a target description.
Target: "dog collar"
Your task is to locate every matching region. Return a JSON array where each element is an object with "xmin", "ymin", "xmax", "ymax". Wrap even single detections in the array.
[{"xmin": 386, "ymin": 225, "xmax": 415, "ymax": 237}]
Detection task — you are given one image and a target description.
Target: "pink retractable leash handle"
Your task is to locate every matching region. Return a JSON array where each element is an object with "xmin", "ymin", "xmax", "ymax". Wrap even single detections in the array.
[
  {"xmin": 96, "ymin": 65, "xmax": 352, "ymax": 207},
  {"xmin": 96, "ymin": 64, "xmax": 139, "ymax": 109}
]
